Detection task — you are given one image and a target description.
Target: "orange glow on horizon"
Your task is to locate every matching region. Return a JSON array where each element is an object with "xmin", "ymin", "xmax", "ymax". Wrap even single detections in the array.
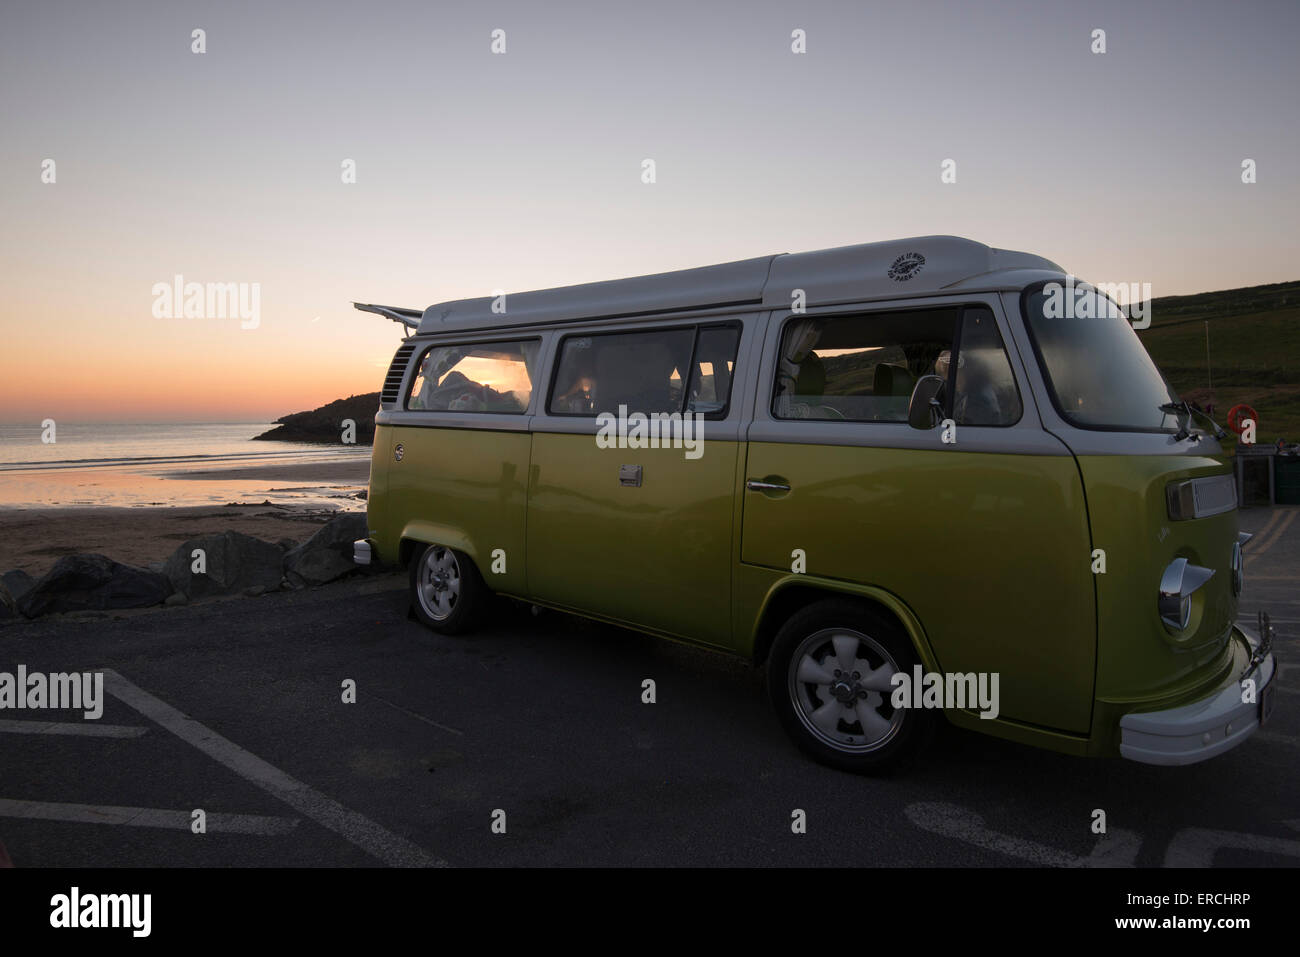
[{"xmin": 0, "ymin": 322, "xmax": 399, "ymax": 424}]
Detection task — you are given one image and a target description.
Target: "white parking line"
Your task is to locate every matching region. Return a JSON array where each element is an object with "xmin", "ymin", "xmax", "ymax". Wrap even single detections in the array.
[
  {"xmin": 1164, "ymin": 828, "xmax": 1300, "ymax": 866},
  {"xmin": 0, "ymin": 720, "xmax": 146, "ymax": 738},
  {"xmin": 103, "ymin": 669, "xmax": 447, "ymax": 867},
  {"xmin": 904, "ymin": 802, "xmax": 1139, "ymax": 867},
  {"xmin": 906, "ymin": 802, "xmax": 1300, "ymax": 868},
  {"xmin": 0, "ymin": 799, "xmax": 297, "ymax": 835}
]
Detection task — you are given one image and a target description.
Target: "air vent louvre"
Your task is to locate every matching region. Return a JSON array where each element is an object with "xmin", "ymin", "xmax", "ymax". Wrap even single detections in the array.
[{"xmin": 380, "ymin": 343, "xmax": 417, "ymax": 406}]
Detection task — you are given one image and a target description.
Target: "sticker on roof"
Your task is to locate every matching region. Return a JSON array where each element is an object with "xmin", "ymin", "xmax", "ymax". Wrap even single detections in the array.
[{"xmin": 888, "ymin": 252, "xmax": 926, "ymax": 282}]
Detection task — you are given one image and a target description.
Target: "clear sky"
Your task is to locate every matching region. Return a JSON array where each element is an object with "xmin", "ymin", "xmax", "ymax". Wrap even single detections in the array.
[{"xmin": 1, "ymin": 0, "xmax": 1297, "ymax": 423}]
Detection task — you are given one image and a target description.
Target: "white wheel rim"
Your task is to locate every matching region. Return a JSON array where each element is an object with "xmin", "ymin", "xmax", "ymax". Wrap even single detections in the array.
[
  {"xmin": 416, "ymin": 546, "xmax": 461, "ymax": 621},
  {"xmin": 787, "ymin": 627, "xmax": 903, "ymax": 753}
]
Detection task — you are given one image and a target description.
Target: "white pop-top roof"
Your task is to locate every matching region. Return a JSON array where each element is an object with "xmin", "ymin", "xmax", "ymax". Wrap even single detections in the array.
[{"xmin": 416, "ymin": 235, "xmax": 1064, "ymax": 334}]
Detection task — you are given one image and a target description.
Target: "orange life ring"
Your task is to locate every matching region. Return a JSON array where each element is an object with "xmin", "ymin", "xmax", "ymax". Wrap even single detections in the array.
[{"xmin": 1227, "ymin": 404, "xmax": 1257, "ymax": 435}]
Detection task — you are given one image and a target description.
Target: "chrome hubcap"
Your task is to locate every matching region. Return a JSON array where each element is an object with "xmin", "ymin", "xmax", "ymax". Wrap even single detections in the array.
[
  {"xmin": 417, "ymin": 546, "xmax": 460, "ymax": 621},
  {"xmin": 788, "ymin": 628, "xmax": 903, "ymax": 752}
]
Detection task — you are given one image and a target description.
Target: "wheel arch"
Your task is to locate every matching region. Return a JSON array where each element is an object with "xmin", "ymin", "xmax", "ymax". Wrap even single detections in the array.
[
  {"xmin": 749, "ymin": 577, "xmax": 941, "ymax": 674},
  {"xmin": 399, "ymin": 520, "xmax": 477, "ymax": 569}
]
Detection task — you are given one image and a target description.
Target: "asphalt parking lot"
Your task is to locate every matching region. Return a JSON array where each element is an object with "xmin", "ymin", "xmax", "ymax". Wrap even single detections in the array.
[{"xmin": 1, "ymin": 506, "xmax": 1298, "ymax": 868}]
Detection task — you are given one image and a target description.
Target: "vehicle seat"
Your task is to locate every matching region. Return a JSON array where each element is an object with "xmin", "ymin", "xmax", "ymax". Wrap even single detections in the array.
[
  {"xmin": 794, "ymin": 353, "xmax": 826, "ymax": 397},
  {"xmin": 872, "ymin": 363, "xmax": 914, "ymax": 396},
  {"xmin": 785, "ymin": 353, "xmax": 829, "ymax": 418},
  {"xmin": 871, "ymin": 363, "xmax": 915, "ymax": 422}
]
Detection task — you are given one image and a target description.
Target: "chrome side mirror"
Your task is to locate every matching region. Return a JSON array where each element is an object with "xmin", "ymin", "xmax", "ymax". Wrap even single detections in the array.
[{"xmin": 908, "ymin": 375, "xmax": 946, "ymax": 430}]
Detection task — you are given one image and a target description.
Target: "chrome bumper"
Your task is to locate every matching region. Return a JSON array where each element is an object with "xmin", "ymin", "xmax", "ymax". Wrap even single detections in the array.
[
  {"xmin": 1120, "ymin": 620, "xmax": 1276, "ymax": 765},
  {"xmin": 353, "ymin": 539, "xmax": 372, "ymax": 566}
]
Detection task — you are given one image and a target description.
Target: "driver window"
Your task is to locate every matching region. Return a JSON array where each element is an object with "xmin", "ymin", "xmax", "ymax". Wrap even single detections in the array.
[
  {"xmin": 772, "ymin": 309, "xmax": 958, "ymax": 422},
  {"xmin": 772, "ymin": 306, "xmax": 1022, "ymax": 426},
  {"xmin": 407, "ymin": 340, "xmax": 539, "ymax": 413}
]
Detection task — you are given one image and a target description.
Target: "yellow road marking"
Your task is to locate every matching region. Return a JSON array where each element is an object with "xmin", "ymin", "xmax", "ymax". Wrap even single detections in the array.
[
  {"xmin": 1247, "ymin": 508, "xmax": 1285, "ymax": 548},
  {"xmin": 1246, "ymin": 510, "xmax": 1297, "ymax": 565}
]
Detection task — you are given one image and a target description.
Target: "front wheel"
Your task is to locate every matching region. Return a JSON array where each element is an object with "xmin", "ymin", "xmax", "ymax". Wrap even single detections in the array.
[
  {"xmin": 408, "ymin": 544, "xmax": 487, "ymax": 634},
  {"xmin": 768, "ymin": 600, "xmax": 933, "ymax": 774}
]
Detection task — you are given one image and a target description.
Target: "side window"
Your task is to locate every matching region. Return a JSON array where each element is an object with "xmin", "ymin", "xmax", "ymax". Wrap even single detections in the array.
[
  {"xmin": 549, "ymin": 324, "xmax": 740, "ymax": 417},
  {"xmin": 773, "ymin": 309, "xmax": 957, "ymax": 421},
  {"xmin": 407, "ymin": 339, "xmax": 540, "ymax": 413},
  {"xmin": 951, "ymin": 307, "xmax": 1022, "ymax": 426},
  {"xmin": 772, "ymin": 305, "xmax": 1022, "ymax": 426}
]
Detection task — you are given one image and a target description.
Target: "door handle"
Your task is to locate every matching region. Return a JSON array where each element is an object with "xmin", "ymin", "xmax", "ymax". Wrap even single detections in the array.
[{"xmin": 746, "ymin": 479, "xmax": 791, "ymax": 492}]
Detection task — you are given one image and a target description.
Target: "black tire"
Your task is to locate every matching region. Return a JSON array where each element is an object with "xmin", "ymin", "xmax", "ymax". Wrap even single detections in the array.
[
  {"xmin": 408, "ymin": 543, "xmax": 488, "ymax": 635},
  {"xmin": 767, "ymin": 599, "xmax": 934, "ymax": 774}
]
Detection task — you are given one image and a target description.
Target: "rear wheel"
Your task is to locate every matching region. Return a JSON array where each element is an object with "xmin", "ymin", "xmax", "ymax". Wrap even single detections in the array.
[
  {"xmin": 408, "ymin": 544, "xmax": 487, "ymax": 634},
  {"xmin": 768, "ymin": 599, "xmax": 933, "ymax": 773}
]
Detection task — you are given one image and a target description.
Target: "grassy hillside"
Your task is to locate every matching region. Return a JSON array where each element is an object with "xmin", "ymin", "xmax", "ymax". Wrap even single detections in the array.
[{"xmin": 1137, "ymin": 280, "xmax": 1300, "ymax": 453}]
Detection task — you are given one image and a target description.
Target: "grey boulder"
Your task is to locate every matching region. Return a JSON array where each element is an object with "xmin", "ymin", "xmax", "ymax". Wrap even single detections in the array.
[
  {"xmin": 283, "ymin": 512, "xmax": 368, "ymax": 587},
  {"xmin": 17, "ymin": 554, "xmax": 172, "ymax": 618},
  {"xmin": 2, "ymin": 570, "xmax": 37, "ymax": 619},
  {"xmin": 164, "ymin": 531, "xmax": 284, "ymax": 599},
  {"xmin": 2, "ymin": 569, "xmax": 35, "ymax": 603}
]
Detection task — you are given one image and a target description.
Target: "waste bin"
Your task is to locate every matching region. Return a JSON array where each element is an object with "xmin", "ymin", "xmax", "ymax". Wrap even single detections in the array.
[
  {"xmin": 1276, "ymin": 449, "xmax": 1300, "ymax": 505},
  {"xmin": 1235, "ymin": 446, "xmax": 1275, "ymax": 507}
]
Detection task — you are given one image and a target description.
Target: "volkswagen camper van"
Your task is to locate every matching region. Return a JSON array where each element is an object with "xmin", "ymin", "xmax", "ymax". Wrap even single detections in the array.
[{"xmin": 353, "ymin": 236, "xmax": 1276, "ymax": 773}]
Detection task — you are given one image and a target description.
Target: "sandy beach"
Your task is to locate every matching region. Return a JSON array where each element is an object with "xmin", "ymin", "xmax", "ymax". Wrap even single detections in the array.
[
  {"xmin": 160, "ymin": 459, "xmax": 370, "ymax": 482},
  {"xmin": 0, "ymin": 504, "xmax": 357, "ymax": 578},
  {"xmin": 0, "ymin": 449, "xmax": 371, "ymax": 578}
]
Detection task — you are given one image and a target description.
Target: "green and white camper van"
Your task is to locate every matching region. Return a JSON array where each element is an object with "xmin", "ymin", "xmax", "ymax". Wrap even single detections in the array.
[{"xmin": 353, "ymin": 236, "xmax": 1275, "ymax": 773}]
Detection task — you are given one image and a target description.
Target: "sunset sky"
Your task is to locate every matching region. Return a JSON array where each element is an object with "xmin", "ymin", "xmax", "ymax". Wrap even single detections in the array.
[{"xmin": 1, "ymin": 0, "xmax": 1297, "ymax": 423}]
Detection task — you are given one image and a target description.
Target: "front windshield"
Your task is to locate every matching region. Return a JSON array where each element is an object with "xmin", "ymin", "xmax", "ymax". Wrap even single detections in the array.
[{"xmin": 1021, "ymin": 282, "xmax": 1180, "ymax": 432}]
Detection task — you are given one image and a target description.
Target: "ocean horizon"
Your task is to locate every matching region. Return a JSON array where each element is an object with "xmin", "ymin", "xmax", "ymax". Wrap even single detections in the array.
[
  {"xmin": 0, "ymin": 423, "xmax": 370, "ymax": 509},
  {"xmin": 0, "ymin": 422, "xmax": 364, "ymax": 470}
]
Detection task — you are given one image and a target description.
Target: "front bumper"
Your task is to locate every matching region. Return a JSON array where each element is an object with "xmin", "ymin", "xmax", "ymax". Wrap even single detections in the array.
[{"xmin": 1119, "ymin": 621, "xmax": 1276, "ymax": 765}]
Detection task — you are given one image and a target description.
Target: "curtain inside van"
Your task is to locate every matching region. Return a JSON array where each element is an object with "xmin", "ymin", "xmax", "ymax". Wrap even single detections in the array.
[
  {"xmin": 520, "ymin": 340, "xmax": 540, "ymax": 389},
  {"xmin": 774, "ymin": 319, "xmax": 822, "ymax": 416}
]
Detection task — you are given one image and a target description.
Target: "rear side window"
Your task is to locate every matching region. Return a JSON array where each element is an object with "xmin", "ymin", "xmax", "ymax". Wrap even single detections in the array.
[
  {"xmin": 407, "ymin": 339, "xmax": 540, "ymax": 413},
  {"xmin": 772, "ymin": 305, "xmax": 1021, "ymax": 426},
  {"xmin": 549, "ymin": 324, "xmax": 741, "ymax": 417}
]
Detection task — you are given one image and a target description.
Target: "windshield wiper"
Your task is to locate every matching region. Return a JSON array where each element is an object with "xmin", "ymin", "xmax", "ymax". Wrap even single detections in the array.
[
  {"xmin": 1160, "ymin": 400, "xmax": 1195, "ymax": 440},
  {"xmin": 1159, "ymin": 400, "xmax": 1228, "ymax": 441},
  {"xmin": 1187, "ymin": 400, "xmax": 1228, "ymax": 440}
]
